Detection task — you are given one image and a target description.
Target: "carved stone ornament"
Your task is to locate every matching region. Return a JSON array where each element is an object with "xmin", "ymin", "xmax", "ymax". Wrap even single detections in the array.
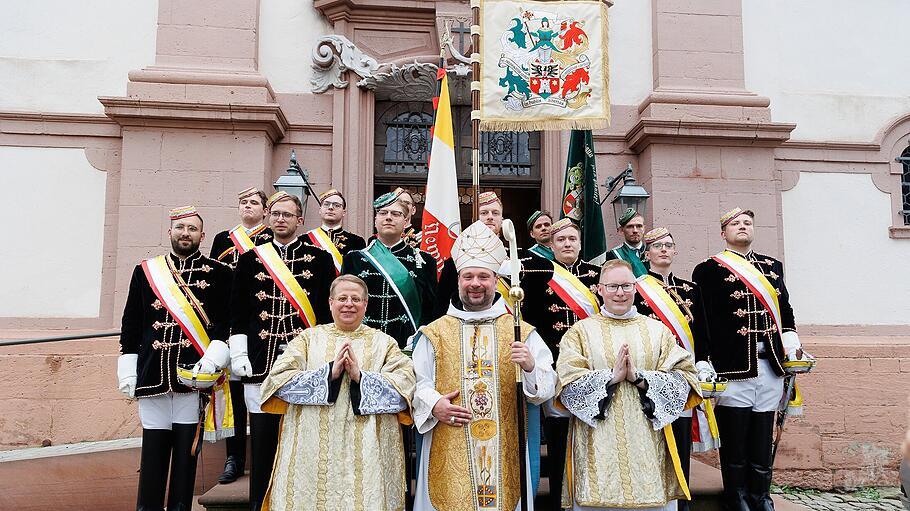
[
  {"xmin": 358, "ymin": 62, "xmax": 438, "ymax": 102},
  {"xmin": 311, "ymin": 35, "xmax": 380, "ymax": 93}
]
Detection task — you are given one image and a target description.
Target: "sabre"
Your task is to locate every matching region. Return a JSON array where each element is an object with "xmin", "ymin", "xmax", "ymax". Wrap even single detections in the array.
[
  {"xmin": 502, "ymin": 219, "xmax": 529, "ymax": 511},
  {"xmin": 771, "ymin": 374, "xmax": 797, "ymax": 465}
]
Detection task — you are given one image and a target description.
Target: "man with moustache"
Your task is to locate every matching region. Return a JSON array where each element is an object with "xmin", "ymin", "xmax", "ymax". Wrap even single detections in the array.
[
  {"xmin": 693, "ymin": 208, "xmax": 814, "ymax": 511},
  {"xmin": 519, "ymin": 218, "xmax": 601, "ymax": 510},
  {"xmin": 229, "ymin": 191, "xmax": 334, "ymax": 510},
  {"xmin": 527, "ymin": 210, "xmax": 555, "ymax": 260},
  {"xmin": 303, "ymin": 188, "xmax": 366, "ymax": 275},
  {"xmin": 208, "ymin": 187, "xmax": 273, "ymax": 485},
  {"xmin": 634, "ymin": 227, "xmax": 718, "ymax": 511},
  {"xmin": 118, "ymin": 206, "xmax": 233, "ymax": 510},
  {"xmin": 604, "ymin": 208, "xmax": 649, "ymax": 277}
]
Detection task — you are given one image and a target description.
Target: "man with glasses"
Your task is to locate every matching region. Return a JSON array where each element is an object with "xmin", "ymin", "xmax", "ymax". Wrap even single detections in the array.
[
  {"xmin": 303, "ymin": 189, "xmax": 366, "ymax": 275},
  {"xmin": 228, "ymin": 191, "xmax": 334, "ymax": 511},
  {"xmin": 604, "ymin": 208, "xmax": 649, "ymax": 277},
  {"xmin": 634, "ymin": 227, "xmax": 718, "ymax": 511},
  {"xmin": 556, "ymin": 259, "xmax": 700, "ymax": 510},
  {"xmin": 208, "ymin": 187, "xmax": 273, "ymax": 485},
  {"xmin": 693, "ymin": 208, "xmax": 814, "ymax": 511}
]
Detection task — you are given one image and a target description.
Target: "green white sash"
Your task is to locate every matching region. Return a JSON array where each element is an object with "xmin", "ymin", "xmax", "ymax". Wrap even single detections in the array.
[{"xmin": 361, "ymin": 241, "xmax": 421, "ymax": 328}]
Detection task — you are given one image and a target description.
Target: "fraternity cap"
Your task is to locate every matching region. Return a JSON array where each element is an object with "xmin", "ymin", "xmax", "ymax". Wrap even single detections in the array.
[
  {"xmin": 549, "ymin": 217, "xmax": 579, "ymax": 236},
  {"xmin": 169, "ymin": 205, "xmax": 199, "ymax": 221},
  {"xmin": 478, "ymin": 191, "xmax": 502, "ymax": 207},
  {"xmin": 319, "ymin": 188, "xmax": 345, "ymax": 206},
  {"xmin": 373, "ymin": 189, "xmax": 403, "ymax": 210},
  {"xmin": 643, "ymin": 227, "xmax": 671, "ymax": 245},
  {"xmin": 618, "ymin": 208, "xmax": 639, "ymax": 227},
  {"xmin": 451, "ymin": 220, "xmax": 507, "ymax": 273},
  {"xmin": 527, "ymin": 210, "xmax": 545, "ymax": 230},
  {"xmin": 720, "ymin": 207, "xmax": 754, "ymax": 228},
  {"xmin": 238, "ymin": 187, "xmax": 260, "ymax": 200},
  {"xmin": 266, "ymin": 191, "xmax": 293, "ymax": 209}
]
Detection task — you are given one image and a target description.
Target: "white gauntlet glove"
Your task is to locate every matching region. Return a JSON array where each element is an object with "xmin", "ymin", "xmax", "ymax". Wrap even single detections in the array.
[
  {"xmin": 229, "ymin": 334, "xmax": 252, "ymax": 377},
  {"xmin": 695, "ymin": 360, "xmax": 717, "ymax": 383},
  {"xmin": 117, "ymin": 354, "xmax": 138, "ymax": 399},
  {"xmin": 781, "ymin": 331, "xmax": 802, "ymax": 356},
  {"xmin": 193, "ymin": 339, "xmax": 231, "ymax": 374}
]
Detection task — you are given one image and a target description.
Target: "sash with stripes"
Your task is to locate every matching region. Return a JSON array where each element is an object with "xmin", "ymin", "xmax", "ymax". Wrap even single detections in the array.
[
  {"xmin": 635, "ymin": 275, "xmax": 695, "ymax": 353},
  {"xmin": 219, "ymin": 224, "xmax": 265, "ymax": 261},
  {"xmin": 548, "ymin": 262, "xmax": 599, "ymax": 319},
  {"xmin": 361, "ymin": 241, "xmax": 421, "ymax": 328},
  {"xmin": 253, "ymin": 244, "xmax": 318, "ymax": 328},
  {"xmin": 307, "ymin": 227, "xmax": 342, "ymax": 274},
  {"xmin": 712, "ymin": 250, "xmax": 783, "ymax": 336}
]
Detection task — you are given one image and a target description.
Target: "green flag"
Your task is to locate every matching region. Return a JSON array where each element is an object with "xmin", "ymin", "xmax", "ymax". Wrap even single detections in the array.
[{"xmin": 560, "ymin": 130, "xmax": 607, "ymax": 264}]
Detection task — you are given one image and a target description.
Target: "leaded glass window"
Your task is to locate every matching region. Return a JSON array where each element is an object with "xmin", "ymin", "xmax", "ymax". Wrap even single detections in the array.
[{"xmin": 382, "ymin": 111, "xmax": 433, "ymax": 174}]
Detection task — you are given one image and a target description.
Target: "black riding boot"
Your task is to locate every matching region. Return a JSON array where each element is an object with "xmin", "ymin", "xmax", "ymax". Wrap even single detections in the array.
[
  {"xmin": 220, "ymin": 380, "xmax": 247, "ymax": 484},
  {"xmin": 745, "ymin": 411, "xmax": 776, "ymax": 511},
  {"xmin": 543, "ymin": 416, "xmax": 570, "ymax": 511},
  {"xmin": 671, "ymin": 416, "xmax": 693, "ymax": 511},
  {"xmin": 248, "ymin": 412, "xmax": 281, "ymax": 511},
  {"xmin": 715, "ymin": 406, "xmax": 752, "ymax": 511},
  {"xmin": 137, "ymin": 428, "xmax": 173, "ymax": 511},
  {"xmin": 166, "ymin": 423, "xmax": 199, "ymax": 511}
]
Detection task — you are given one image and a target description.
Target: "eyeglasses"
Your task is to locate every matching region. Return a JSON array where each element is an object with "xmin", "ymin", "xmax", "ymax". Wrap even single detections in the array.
[
  {"xmin": 599, "ymin": 283, "xmax": 635, "ymax": 293},
  {"xmin": 332, "ymin": 295, "xmax": 364, "ymax": 304},
  {"xmin": 377, "ymin": 209, "xmax": 405, "ymax": 218},
  {"xmin": 269, "ymin": 211, "xmax": 299, "ymax": 220},
  {"xmin": 650, "ymin": 242, "xmax": 676, "ymax": 250},
  {"xmin": 321, "ymin": 200, "xmax": 344, "ymax": 210}
]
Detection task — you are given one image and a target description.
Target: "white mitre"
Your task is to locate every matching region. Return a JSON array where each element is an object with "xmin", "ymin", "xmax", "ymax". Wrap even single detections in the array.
[{"xmin": 451, "ymin": 220, "xmax": 507, "ymax": 273}]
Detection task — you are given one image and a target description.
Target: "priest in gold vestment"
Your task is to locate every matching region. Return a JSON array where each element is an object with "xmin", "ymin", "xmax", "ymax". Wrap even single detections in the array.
[
  {"xmin": 411, "ymin": 221, "xmax": 557, "ymax": 511},
  {"xmin": 556, "ymin": 260, "xmax": 701, "ymax": 511},
  {"xmin": 259, "ymin": 275, "xmax": 416, "ymax": 511}
]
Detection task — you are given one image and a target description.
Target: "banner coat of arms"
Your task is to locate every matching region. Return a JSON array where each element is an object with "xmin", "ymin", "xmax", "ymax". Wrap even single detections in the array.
[{"xmin": 479, "ymin": 0, "xmax": 610, "ymax": 132}]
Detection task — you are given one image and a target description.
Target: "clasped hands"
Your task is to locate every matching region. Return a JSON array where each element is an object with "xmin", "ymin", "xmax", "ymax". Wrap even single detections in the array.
[
  {"xmin": 610, "ymin": 343, "xmax": 645, "ymax": 387},
  {"xmin": 330, "ymin": 341, "xmax": 361, "ymax": 383}
]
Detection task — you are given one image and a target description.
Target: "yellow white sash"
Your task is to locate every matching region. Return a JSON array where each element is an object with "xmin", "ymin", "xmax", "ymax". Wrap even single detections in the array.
[
  {"xmin": 307, "ymin": 227, "xmax": 342, "ymax": 274},
  {"xmin": 712, "ymin": 251, "xmax": 782, "ymax": 336},
  {"xmin": 141, "ymin": 255, "xmax": 211, "ymax": 354},
  {"xmin": 548, "ymin": 263, "xmax": 599, "ymax": 319},
  {"xmin": 219, "ymin": 224, "xmax": 264, "ymax": 261},
  {"xmin": 253, "ymin": 243, "xmax": 318, "ymax": 328},
  {"xmin": 635, "ymin": 275, "xmax": 695, "ymax": 353}
]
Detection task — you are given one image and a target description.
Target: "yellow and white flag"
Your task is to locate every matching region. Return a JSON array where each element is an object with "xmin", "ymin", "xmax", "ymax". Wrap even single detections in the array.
[{"xmin": 479, "ymin": 0, "xmax": 610, "ymax": 131}]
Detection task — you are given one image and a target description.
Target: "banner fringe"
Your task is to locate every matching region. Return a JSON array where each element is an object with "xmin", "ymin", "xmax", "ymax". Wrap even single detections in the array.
[{"xmin": 479, "ymin": 118, "xmax": 609, "ymax": 132}]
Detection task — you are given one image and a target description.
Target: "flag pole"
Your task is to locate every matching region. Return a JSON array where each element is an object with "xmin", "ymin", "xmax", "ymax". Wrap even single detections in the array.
[{"xmin": 471, "ymin": 1, "xmax": 481, "ymax": 222}]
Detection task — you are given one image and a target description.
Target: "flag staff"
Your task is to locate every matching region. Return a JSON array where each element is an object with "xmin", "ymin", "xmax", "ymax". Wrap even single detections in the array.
[{"xmin": 471, "ymin": 0, "xmax": 481, "ymax": 222}]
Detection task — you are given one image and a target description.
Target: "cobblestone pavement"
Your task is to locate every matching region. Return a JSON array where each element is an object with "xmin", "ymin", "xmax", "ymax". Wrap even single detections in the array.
[{"xmin": 776, "ymin": 487, "xmax": 905, "ymax": 510}]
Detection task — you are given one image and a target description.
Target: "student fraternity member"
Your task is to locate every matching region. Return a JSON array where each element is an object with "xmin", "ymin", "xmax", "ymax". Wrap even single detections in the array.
[
  {"xmin": 634, "ymin": 227, "xmax": 720, "ymax": 511},
  {"xmin": 526, "ymin": 210, "xmax": 555, "ymax": 261},
  {"xmin": 603, "ymin": 208, "xmax": 649, "ymax": 277},
  {"xmin": 118, "ymin": 206, "xmax": 233, "ymax": 510},
  {"xmin": 259, "ymin": 275, "xmax": 415, "ymax": 511},
  {"xmin": 208, "ymin": 187, "xmax": 273, "ymax": 485},
  {"xmin": 228, "ymin": 191, "xmax": 334, "ymax": 511},
  {"xmin": 693, "ymin": 208, "xmax": 815, "ymax": 511},
  {"xmin": 302, "ymin": 188, "xmax": 366, "ymax": 274},
  {"xmin": 411, "ymin": 220, "xmax": 557, "ymax": 511}
]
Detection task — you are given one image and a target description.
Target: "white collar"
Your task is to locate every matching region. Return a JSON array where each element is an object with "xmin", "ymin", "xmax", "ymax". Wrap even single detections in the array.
[
  {"xmin": 446, "ymin": 297, "xmax": 509, "ymax": 322},
  {"xmin": 625, "ymin": 242, "xmax": 644, "ymax": 251},
  {"xmin": 321, "ymin": 223, "xmax": 341, "ymax": 232},
  {"xmin": 244, "ymin": 223, "xmax": 264, "ymax": 235},
  {"xmin": 599, "ymin": 305, "xmax": 639, "ymax": 320},
  {"xmin": 273, "ymin": 236, "xmax": 298, "ymax": 249}
]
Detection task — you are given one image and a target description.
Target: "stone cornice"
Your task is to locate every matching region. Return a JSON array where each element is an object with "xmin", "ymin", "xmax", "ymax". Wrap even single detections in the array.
[
  {"xmin": 626, "ymin": 117, "xmax": 796, "ymax": 152},
  {"xmin": 128, "ymin": 67, "xmax": 277, "ymax": 101},
  {"xmin": 98, "ymin": 97, "xmax": 289, "ymax": 142},
  {"xmin": 0, "ymin": 111, "xmax": 121, "ymax": 138},
  {"xmin": 315, "ymin": 0, "xmax": 436, "ymax": 24}
]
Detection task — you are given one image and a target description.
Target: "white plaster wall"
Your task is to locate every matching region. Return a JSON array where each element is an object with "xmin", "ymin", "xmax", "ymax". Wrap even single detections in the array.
[
  {"xmin": 743, "ymin": 0, "xmax": 910, "ymax": 142},
  {"xmin": 0, "ymin": 147, "xmax": 107, "ymax": 317},
  {"xmin": 258, "ymin": 0, "xmax": 333, "ymax": 93},
  {"xmin": 608, "ymin": 0, "xmax": 652, "ymax": 106},
  {"xmin": 782, "ymin": 172, "xmax": 910, "ymax": 325},
  {"xmin": 0, "ymin": 1, "xmax": 158, "ymax": 115}
]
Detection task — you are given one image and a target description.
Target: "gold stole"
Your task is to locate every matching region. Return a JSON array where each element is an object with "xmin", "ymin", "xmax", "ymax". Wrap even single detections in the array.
[{"xmin": 425, "ymin": 315, "xmax": 533, "ymax": 511}]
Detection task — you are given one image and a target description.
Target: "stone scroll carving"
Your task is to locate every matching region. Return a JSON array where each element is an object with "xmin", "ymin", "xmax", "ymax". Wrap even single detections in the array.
[
  {"xmin": 311, "ymin": 35, "xmax": 381, "ymax": 93},
  {"xmin": 358, "ymin": 63, "xmax": 438, "ymax": 102}
]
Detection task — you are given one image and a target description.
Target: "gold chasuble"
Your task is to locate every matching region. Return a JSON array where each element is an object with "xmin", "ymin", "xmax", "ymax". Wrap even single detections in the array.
[
  {"xmin": 423, "ymin": 315, "xmax": 534, "ymax": 511},
  {"xmin": 556, "ymin": 314, "xmax": 700, "ymax": 510},
  {"xmin": 259, "ymin": 324, "xmax": 415, "ymax": 511}
]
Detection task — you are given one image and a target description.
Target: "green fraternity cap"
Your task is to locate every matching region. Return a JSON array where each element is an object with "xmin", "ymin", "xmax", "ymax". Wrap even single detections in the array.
[
  {"xmin": 618, "ymin": 208, "xmax": 639, "ymax": 226},
  {"xmin": 527, "ymin": 210, "xmax": 544, "ymax": 230},
  {"xmin": 373, "ymin": 190, "xmax": 403, "ymax": 210}
]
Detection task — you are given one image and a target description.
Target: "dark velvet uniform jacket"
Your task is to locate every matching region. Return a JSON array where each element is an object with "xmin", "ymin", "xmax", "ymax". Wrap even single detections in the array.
[
  {"xmin": 230, "ymin": 238, "xmax": 334, "ymax": 384},
  {"xmin": 633, "ymin": 270, "xmax": 711, "ymax": 363},
  {"xmin": 209, "ymin": 226, "xmax": 273, "ymax": 269},
  {"xmin": 119, "ymin": 251, "xmax": 233, "ymax": 398},
  {"xmin": 301, "ymin": 226, "xmax": 366, "ymax": 256},
  {"xmin": 692, "ymin": 250, "xmax": 796, "ymax": 381}
]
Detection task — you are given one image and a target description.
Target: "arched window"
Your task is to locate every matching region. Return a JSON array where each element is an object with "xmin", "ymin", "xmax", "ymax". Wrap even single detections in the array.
[{"xmin": 900, "ymin": 145, "xmax": 910, "ymax": 225}]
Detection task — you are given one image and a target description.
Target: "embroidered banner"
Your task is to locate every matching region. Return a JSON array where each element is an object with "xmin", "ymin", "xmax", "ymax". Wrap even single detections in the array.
[
  {"xmin": 307, "ymin": 227, "xmax": 343, "ymax": 274},
  {"xmin": 479, "ymin": 0, "xmax": 610, "ymax": 131},
  {"xmin": 141, "ymin": 256, "xmax": 211, "ymax": 355},
  {"xmin": 253, "ymin": 244, "xmax": 318, "ymax": 328},
  {"xmin": 635, "ymin": 275, "xmax": 695, "ymax": 353},
  {"xmin": 548, "ymin": 262, "xmax": 599, "ymax": 319},
  {"xmin": 712, "ymin": 250, "xmax": 782, "ymax": 336}
]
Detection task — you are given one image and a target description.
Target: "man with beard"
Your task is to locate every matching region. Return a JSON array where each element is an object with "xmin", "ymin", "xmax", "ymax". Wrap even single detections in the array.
[
  {"xmin": 527, "ymin": 210, "xmax": 555, "ymax": 260},
  {"xmin": 693, "ymin": 208, "xmax": 814, "ymax": 511},
  {"xmin": 208, "ymin": 187, "xmax": 273, "ymax": 485},
  {"xmin": 118, "ymin": 206, "xmax": 233, "ymax": 510},
  {"xmin": 341, "ymin": 190, "xmax": 437, "ymax": 348},
  {"xmin": 519, "ymin": 218, "xmax": 601, "ymax": 510},
  {"xmin": 412, "ymin": 220, "xmax": 557, "ymax": 511},
  {"xmin": 303, "ymin": 188, "xmax": 366, "ymax": 275},
  {"xmin": 229, "ymin": 191, "xmax": 334, "ymax": 510},
  {"xmin": 603, "ymin": 208, "xmax": 649, "ymax": 277}
]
